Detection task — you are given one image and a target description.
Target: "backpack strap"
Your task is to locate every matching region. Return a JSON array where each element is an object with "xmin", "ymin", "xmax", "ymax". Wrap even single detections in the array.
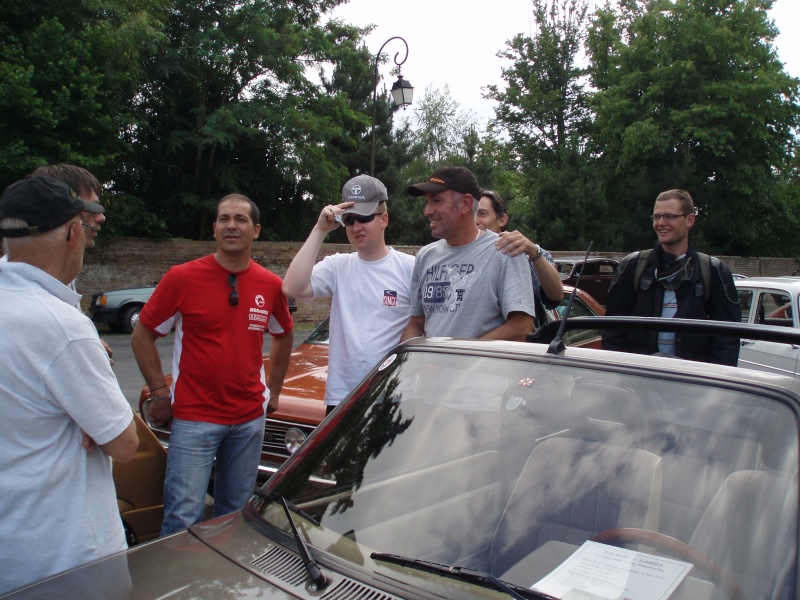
[
  {"xmin": 696, "ymin": 252, "xmax": 720, "ymax": 305},
  {"xmin": 632, "ymin": 249, "xmax": 653, "ymax": 293}
]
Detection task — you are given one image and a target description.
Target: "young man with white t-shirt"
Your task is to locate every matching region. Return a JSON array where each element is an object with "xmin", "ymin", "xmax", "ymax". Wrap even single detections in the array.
[{"xmin": 283, "ymin": 175, "xmax": 415, "ymax": 414}]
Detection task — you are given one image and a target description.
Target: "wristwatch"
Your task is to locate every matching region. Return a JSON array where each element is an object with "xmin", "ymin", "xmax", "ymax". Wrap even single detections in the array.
[{"xmin": 530, "ymin": 244, "xmax": 543, "ymax": 262}]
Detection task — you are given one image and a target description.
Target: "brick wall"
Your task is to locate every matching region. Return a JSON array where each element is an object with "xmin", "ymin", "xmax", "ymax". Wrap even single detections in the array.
[
  {"xmin": 77, "ymin": 238, "xmax": 421, "ymax": 324},
  {"xmin": 77, "ymin": 238, "xmax": 800, "ymax": 324}
]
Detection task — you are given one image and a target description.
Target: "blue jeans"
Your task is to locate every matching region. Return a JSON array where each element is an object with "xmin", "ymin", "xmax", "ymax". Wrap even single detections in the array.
[{"xmin": 160, "ymin": 415, "xmax": 265, "ymax": 537}]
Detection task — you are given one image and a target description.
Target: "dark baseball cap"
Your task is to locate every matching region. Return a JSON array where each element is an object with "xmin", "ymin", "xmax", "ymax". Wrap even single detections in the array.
[
  {"xmin": 406, "ymin": 166, "xmax": 481, "ymax": 199},
  {"xmin": 0, "ymin": 176, "xmax": 104, "ymax": 238}
]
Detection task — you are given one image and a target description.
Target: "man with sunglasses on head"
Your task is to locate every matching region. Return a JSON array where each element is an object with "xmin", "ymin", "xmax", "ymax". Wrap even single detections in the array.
[
  {"xmin": 28, "ymin": 164, "xmax": 115, "ymax": 362},
  {"xmin": 131, "ymin": 193, "xmax": 294, "ymax": 536},
  {"xmin": 602, "ymin": 189, "xmax": 740, "ymax": 365},
  {"xmin": 0, "ymin": 176, "xmax": 138, "ymax": 594},
  {"xmin": 283, "ymin": 175, "xmax": 415, "ymax": 415},
  {"xmin": 401, "ymin": 166, "xmax": 536, "ymax": 342}
]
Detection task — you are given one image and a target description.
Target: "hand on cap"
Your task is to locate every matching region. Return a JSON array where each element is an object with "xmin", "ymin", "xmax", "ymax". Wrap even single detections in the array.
[{"xmin": 317, "ymin": 202, "xmax": 355, "ymax": 231}]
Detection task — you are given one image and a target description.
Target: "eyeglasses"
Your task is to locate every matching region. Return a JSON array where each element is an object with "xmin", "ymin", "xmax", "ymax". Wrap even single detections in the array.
[
  {"xmin": 227, "ymin": 273, "xmax": 238, "ymax": 307},
  {"xmin": 343, "ymin": 212, "xmax": 384, "ymax": 227},
  {"xmin": 66, "ymin": 220, "xmax": 94, "ymax": 241},
  {"xmin": 652, "ymin": 213, "xmax": 689, "ymax": 223}
]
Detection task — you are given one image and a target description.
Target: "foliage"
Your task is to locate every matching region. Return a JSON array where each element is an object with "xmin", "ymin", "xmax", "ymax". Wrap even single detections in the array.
[
  {"xmin": 0, "ymin": 0, "xmax": 168, "ymax": 192},
  {"xmin": 3, "ymin": 0, "xmax": 800, "ymax": 256},
  {"xmin": 487, "ymin": 0, "xmax": 603, "ymax": 250},
  {"xmin": 587, "ymin": 0, "xmax": 800, "ymax": 255}
]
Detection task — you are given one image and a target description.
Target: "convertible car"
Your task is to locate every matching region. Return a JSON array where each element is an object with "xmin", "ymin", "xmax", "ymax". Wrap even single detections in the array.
[{"xmin": 9, "ymin": 318, "xmax": 799, "ymax": 599}]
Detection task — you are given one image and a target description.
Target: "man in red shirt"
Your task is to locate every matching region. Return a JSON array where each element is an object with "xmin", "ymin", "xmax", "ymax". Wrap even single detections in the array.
[{"xmin": 132, "ymin": 194, "xmax": 293, "ymax": 536}]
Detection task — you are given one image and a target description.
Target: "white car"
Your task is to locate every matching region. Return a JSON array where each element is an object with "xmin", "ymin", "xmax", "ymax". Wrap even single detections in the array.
[{"xmin": 735, "ymin": 276, "xmax": 800, "ymax": 377}]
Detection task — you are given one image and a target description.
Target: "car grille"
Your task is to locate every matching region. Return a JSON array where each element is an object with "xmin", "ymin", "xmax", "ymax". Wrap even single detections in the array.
[{"xmin": 262, "ymin": 419, "xmax": 316, "ymax": 456}]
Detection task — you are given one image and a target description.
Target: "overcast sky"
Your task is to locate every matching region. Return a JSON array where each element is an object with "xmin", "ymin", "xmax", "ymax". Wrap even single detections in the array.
[{"xmin": 329, "ymin": 0, "xmax": 799, "ymax": 127}]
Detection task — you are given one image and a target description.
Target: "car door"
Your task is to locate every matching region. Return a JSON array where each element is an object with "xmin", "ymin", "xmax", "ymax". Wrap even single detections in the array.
[{"xmin": 738, "ymin": 287, "xmax": 800, "ymax": 377}]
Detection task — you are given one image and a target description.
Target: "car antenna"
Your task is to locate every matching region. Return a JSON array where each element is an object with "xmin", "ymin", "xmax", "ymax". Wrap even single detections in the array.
[{"xmin": 547, "ymin": 241, "xmax": 593, "ymax": 356}]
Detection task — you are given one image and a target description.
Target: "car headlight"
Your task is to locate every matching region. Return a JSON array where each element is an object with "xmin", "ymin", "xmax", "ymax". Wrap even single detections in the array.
[{"xmin": 284, "ymin": 428, "xmax": 307, "ymax": 454}]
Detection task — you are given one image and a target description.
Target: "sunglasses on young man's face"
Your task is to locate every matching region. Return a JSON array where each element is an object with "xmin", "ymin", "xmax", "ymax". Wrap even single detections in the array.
[{"xmin": 343, "ymin": 212, "xmax": 384, "ymax": 227}]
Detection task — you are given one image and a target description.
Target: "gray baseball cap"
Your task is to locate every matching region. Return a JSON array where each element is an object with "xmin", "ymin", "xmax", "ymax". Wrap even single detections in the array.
[{"xmin": 341, "ymin": 175, "xmax": 388, "ymax": 216}]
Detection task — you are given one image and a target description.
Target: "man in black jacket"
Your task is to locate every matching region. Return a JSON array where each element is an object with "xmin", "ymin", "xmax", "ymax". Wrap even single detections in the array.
[{"xmin": 602, "ymin": 189, "xmax": 741, "ymax": 365}]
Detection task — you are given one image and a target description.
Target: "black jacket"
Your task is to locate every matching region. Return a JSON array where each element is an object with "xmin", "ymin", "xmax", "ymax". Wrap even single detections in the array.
[{"xmin": 601, "ymin": 243, "xmax": 741, "ymax": 366}]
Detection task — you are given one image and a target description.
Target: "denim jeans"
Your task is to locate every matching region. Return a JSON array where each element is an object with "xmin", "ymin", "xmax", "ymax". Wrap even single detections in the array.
[{"xmin": 160, "ymin": 415, "xmax": 265, "ymax": 536}]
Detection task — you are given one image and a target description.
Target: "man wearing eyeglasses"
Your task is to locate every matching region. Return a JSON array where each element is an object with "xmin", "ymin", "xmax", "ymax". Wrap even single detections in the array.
[
  {"xmin": 131, "ymin": 193, "xmax": 294, "ymax": 536},
  {"xmin": 401, "ymin": 166, "xmax": 536, "ymax": 341},
  {"xmin": 602, "ymin": 189, "xmax": 740, "ymax": 365},
  {"xmin": 282, "ymin": 175, "xmax": 415, "ymax": 414},
  {"xmin": 25, "ymin": 164, "xmax": 115, "ymax": 362},
  {"xmin": 0, "ymin": 176, "xmax": 139, "ymax": 594}
]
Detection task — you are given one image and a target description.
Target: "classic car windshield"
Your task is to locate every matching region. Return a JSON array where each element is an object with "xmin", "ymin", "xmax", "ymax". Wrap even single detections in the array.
[{"xmin": 256, "ymin": 349, "xmax": 799, "ymax": 600}]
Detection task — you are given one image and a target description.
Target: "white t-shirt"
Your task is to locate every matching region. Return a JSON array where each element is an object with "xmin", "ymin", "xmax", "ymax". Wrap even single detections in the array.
[
  {"xmin": 0, "ymin": 262, "xmax": 132, "ymax": 594},
  {"xmin": 311, "ymin": 248, "xmax": 415, "ymax": 405}
]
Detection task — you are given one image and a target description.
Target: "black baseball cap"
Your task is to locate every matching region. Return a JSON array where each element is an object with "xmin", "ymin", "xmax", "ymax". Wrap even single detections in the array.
[
  {"xmin": 0, "ymin": 176, "xmax": 104, "ymax": 238},
  {"xmin": 406, "ymin": 166, "xmax": 481, "ymax": 199}
]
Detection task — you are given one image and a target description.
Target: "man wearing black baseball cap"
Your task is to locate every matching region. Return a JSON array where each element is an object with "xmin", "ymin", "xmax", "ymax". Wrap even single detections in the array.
[
  {"xmin": 402, "ymin": 166, "xmax": 536, "ymax": 341},
  {"xmin": 0, "ymin": 175, "xmax": 138, "ymax": 594}
]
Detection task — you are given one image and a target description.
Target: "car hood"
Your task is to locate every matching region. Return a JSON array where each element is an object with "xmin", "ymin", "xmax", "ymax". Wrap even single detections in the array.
[{"xmin": 4, "ymin": 514, "xmax": 298, "ymax": 599}]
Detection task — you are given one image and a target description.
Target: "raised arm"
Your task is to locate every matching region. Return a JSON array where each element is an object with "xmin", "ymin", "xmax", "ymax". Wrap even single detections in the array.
[
  {"xmin": 496, "ymin": 231, "xmax": 564, "ymax": 305},
  {"xmin": 282, "ymin": 202, "xmax": 353, "ymax": 299}
]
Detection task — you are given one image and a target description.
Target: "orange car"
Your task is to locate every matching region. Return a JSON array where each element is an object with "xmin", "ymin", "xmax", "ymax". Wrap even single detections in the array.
[{"xmin": 138, "ymin": 287, "xmax": 604, "ymax": 481}]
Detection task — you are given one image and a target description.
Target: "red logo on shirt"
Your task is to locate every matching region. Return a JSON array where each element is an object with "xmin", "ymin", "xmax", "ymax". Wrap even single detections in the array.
[{"xmin": 383, "ymin": 290, "xmax": 397, "ymax": 307}]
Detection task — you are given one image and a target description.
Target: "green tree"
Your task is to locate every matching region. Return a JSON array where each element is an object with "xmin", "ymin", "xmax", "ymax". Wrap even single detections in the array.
[
  {"xmin": 488, "ymin": 0, "xmax": 604, "ymax": 251},
  {"xmin": 123, "ymin": 0, "xmax": 376, "ymax": 240},
  {"xmin": 587, "ymin": 0, "xmax": 800, "ymax": 256},
  {"xmin": 388, "ymin": 84, "xmax": 499, "ymax": 246},
  {"xmin": 0, "ymin": 0, "xmax": 167, "ymax": 197}
]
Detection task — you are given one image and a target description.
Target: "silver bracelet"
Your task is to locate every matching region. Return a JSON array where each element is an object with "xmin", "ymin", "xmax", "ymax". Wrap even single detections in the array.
[
  {"xmin": 530, "ymin": 244, "xmax": 543, "ymax": 262},
  {"xmin": 148, "ymin": 392, "xmax": 172, "ymax": 403}
]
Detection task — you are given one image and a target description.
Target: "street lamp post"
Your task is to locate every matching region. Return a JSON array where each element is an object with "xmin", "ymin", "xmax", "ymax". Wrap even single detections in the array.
[{"xmin": 370, "ymin": 36, "xmax": 413, "ymax": 175}]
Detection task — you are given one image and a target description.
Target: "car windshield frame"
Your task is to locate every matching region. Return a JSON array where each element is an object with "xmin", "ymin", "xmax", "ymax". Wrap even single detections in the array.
[{"xmin": 250, "ymin": 344, "xmax": 800, "ymax": 600}]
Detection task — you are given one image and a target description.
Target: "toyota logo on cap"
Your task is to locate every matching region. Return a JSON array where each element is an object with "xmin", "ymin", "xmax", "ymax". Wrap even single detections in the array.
[{"xmin": 352, "ymin": 185, "xmax": 362, "ymax": 194}]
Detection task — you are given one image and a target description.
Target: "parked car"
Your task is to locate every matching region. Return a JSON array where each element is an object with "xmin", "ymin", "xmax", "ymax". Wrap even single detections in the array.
[
  {"xmin": 10, "ymin": 317, "xmax": 800, "ymax": 599},
  {"xmin": 139, "ymin": 286, "xmax": 604, "ymax": 481},
  {"xmin": 734, "ymin": 276, "xmax": 800, "ymax": 377},
  {"xmin": 90, "ymin": 284, "xmax": 157, "ymax": 334},
  {"xmin": 553, "ymin": 256, "xmax": 619, "ymax": 305},
  {"xmin": 113, "ymin": 412, "xmax": 166, "ymax": 546}
]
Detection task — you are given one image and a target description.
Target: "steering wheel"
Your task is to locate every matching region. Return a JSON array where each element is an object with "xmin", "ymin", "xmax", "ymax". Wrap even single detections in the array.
[{"xmin": 590, "ymin": 528, "xmax": 746, "ymax": 600}]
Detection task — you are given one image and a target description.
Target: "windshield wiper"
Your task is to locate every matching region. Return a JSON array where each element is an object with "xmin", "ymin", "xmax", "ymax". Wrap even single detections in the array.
[
  {"xmin": 370, "ymin": 553, "xmax": 558, "ymax": 600},
  {"xmin": 255, "ymin": 490, "xmax": 328, "ymax": 590},
  {"xmin": 254, "ymin": 489, "xmax": 320, "ymax": 526}
]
